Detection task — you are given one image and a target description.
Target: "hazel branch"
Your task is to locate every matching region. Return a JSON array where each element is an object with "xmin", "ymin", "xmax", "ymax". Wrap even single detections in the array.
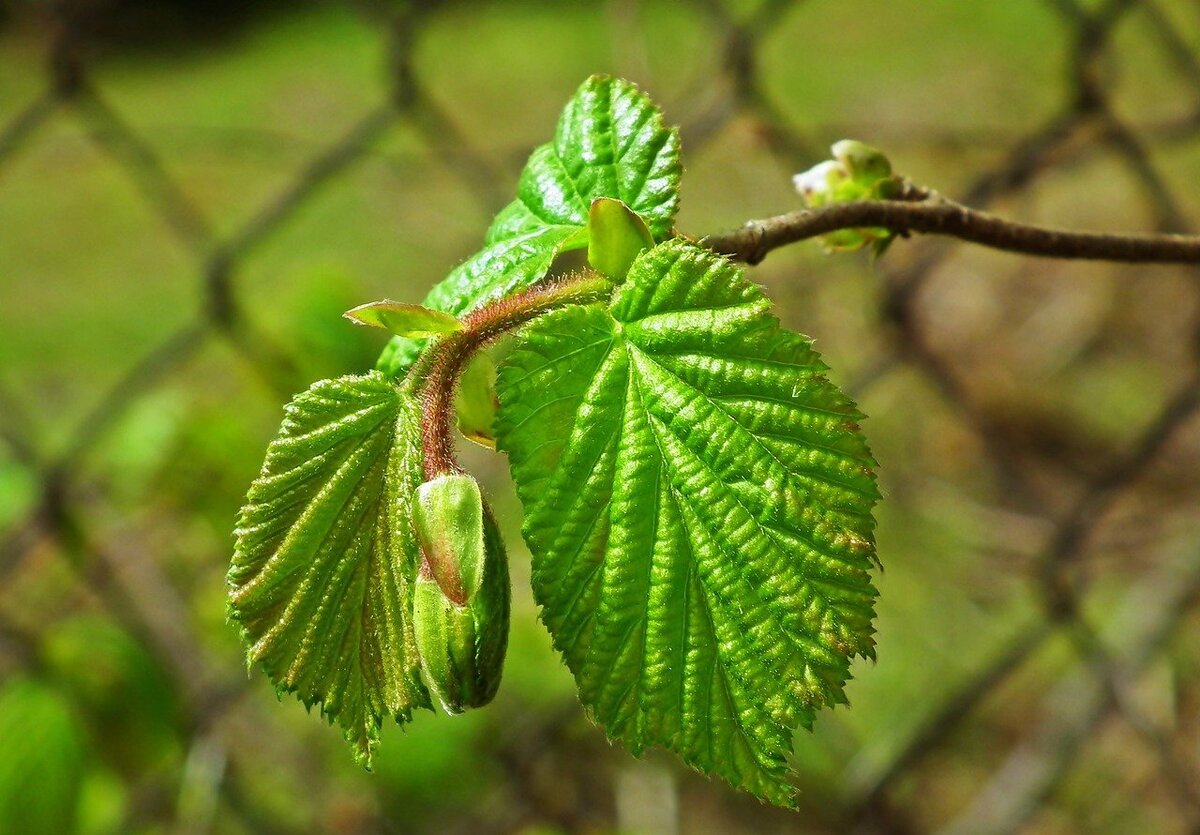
[{"xmin": 702, "ymin": 192, "xmax": 1200, "ymax": 266}]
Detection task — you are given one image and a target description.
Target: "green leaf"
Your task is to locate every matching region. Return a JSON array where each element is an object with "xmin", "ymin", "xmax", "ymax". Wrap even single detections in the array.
[
  {"xmin": 495, "ymin": 240, "xmax": 879, "ymax": 807},
  {"xmin": 344, "ymin": 301, "xmax": 463, "ymax": 338},
  {"xmin": 503, "ymin": 75, "xmax": 681, "ymax": 242},
  {"xmin": 228, "ymin": 372, "xmax": 430, "ymax": 766},
  {"xmin": 588, "ymin": 197, "xmax": 654, "ymax": 279},
  {"xmin": 377, "ymin": 75, "xmax": 681, "ymax": 377},
  {"xmin": 375, "ymin": 225, "xmax": 579, "ymax": 376},
  {"xmin": 456, "ymin": 353, "xmax": 498, "ymax": 449}
]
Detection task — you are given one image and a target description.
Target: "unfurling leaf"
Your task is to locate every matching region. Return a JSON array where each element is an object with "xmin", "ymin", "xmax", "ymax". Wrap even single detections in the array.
[
  {"xmin": 376, "ymin": 75, "xmax": 681, "ymax": 377},
  {"xmin": 344, "ymin": 301, "xmax": 463, "ymax": 338},
  {"xmin": 412, "ymin": 475, "xmax": 510, "ymax": 715},
  {"xmin": 227, "ymin": 373, "xmax": 430, "ymax": 766},
  {"xmin": 588, "ymin": 197, "xmax": 654, "ymax": 279},
  {"xmin": 496, "ymin": 239, "xmax": 879, "ymax": 807},
  {"xmin": 832, "ymin": 139, "xmax": 893, "ymax": 185}
]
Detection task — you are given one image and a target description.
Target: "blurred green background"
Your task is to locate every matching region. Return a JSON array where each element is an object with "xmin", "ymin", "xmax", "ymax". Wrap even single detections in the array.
[{"xmin": 3, "ymin": 0, "xmax": 1200, "ymax": 833}]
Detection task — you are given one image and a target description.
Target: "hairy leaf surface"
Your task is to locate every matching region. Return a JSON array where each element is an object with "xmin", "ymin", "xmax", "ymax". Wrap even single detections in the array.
[
  {"xmin": 228, "ymin": 373, "xmax": 429, "ymax": 765},
  {"xmin": 497, "ymin": 74, "xmax": 681, "ymax": 241},
  {"xmin": 496, "ymin": 240, "xmax": 879, "ymax": 806},
  {"xmin": 377, "ymin": 75, "xmax": 680, "ymax": 377}
]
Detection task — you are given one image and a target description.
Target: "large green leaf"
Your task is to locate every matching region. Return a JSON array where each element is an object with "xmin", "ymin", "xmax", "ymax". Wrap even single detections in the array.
[
  {"xmin": 376, "ymin": 75, "xmax": 681, "ymax": 377},
  {"xmin": 228, "ymin": 372, "xmax": 430, "ymax": 766},
  {"xmin": 496, "ymin": 240, "xmax": 879, "ymax": 807}
]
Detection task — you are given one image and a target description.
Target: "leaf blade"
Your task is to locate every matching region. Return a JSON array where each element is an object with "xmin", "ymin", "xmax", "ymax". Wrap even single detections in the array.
[
  {"xmin": 377, "ymin": 75, "xmax": 680, "ymax": 377},
  {"xmin": 588, "ymin": 197, "xmax": 654, "ymax": 279},
  {"xmin": 496, "ymin": 240, "xmax": 878, "ymax": 807},
  {"xmin": 344, "ymin": 301, "xmax": 463, "ymax": 338},
  {"xmin": 228, "ymin": 372, "xmax": 430, "ymax": 765},
  {"xmin": 515, "ymin": 75, "xmax": 681, "ymax": 241}
]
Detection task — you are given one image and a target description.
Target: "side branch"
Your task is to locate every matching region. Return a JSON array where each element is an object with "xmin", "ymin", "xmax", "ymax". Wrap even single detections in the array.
[{"xmin": 703, "ymin": 197, "xmax": 1200, "ymax": 265}]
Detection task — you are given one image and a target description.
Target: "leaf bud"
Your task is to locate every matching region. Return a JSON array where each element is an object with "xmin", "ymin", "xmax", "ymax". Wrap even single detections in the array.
[
  {"xmin": 793, "ymin": 140, "xmax": 899, "ymax": 254},
  {"xmin": 412, "ymin": 474, "xmax": 510, "ymax": 714},
  {"xmin": 831, "ymin": 139, "xmax": 892, "ymax": 185}
]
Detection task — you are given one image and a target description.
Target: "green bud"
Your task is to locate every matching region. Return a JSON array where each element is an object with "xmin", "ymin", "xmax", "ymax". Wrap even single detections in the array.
[
  {"xmin": 831, "ymin": 139, "xmax": 892, "ymax": 185},
  {"xmin": 412, "ymin": 474, "xmax": 510, "ymax": 714},
  {"xmin": 794, "ymin": 139, "xmax": 899, "ymax": 255}
]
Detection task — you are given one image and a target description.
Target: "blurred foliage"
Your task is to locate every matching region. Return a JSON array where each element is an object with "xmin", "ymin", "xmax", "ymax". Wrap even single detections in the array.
[
  {"xmin": 2, "ymin": 0, "xmax": 1200, "ymax": 833},
  {"xmin": 0, "ymin": 678, "xmax": 87, "ymax": 835}
]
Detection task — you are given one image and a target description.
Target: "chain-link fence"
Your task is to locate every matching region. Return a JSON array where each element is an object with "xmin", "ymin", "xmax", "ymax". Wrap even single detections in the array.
[{"xmin": 2, "ymin": 0, "xmax": 1200, "ymax": 832}]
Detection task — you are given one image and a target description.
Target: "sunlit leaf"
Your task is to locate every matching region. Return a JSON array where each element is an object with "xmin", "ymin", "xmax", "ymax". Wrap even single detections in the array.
[
  {"xmin": 377, "ymin": 75, "xmax": 680, "ymax": 377},
  {"xmin": 505, "ymin": 75, "xmax": 681, "ymax": 241},
  {"xmin": 496, "ymin": 240, "xmax": 879, "ymax": 807},
  {"xmin": 344, "ymin": 301, "xmax": 463, "ymax": 338},
  {"xmin": 228, "ymin": 372, "xmax": 430, "ymax": 766}
]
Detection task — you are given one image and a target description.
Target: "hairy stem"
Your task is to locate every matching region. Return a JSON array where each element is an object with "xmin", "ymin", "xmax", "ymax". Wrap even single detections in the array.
[
  {"xmin": 417, "ymin": 272, "xmax": 613, "ymax": 479},
  {"xmin": 703, "ymin": 193, "xmax": 1200, "ymax": 265}
]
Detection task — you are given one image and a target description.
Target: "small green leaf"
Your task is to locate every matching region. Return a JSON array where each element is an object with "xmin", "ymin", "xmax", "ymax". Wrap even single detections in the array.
[
  {"xmin": 456, "ymin": 353, "xmax": 498, "ymax": 449},
  {"xmin": 228, "ymin": 372, "xmax": 431, "ymax": 766},
  {"xmin": 376, "ymin": 75, "xmax": 681, "ymax": 377},
  {"xmin": 375, "ymin": 225, "xmax": 579, "ymax": 376},
  {"xmin": 508, "ymin": 75, "xmax": 681, "ymax": 241},
  {"xmin": 588, "ymin": 197, "xmax": 654, "ymax": 279},
  {"xmin": 344, "ymin": 301, "xmax": 463, "ymax": 338},
  {"xmin": 496, "ymin": 240, "xmax": 879, "ymax": 807}
]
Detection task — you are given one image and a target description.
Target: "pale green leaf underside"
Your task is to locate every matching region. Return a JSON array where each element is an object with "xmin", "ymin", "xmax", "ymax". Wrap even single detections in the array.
[
  {"xmin": 227, "ymin": 372, "xmax": 429, "ymax": 766},
  {"xmin": 376, "ymin": 75, "xmax": 681, "ymax": 377},
  {"xmin": 496, "ymin": 240, "xmax": 879, "ymax": 807},
  {"xmin": 344, "ymin": 300, "xmax": 463, "ymax": 337}
]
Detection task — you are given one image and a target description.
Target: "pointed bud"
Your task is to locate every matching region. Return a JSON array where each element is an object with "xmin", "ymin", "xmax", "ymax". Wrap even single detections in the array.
[{"xmin": 412, "ymin": 474, "xmax": 510, "ymax": 714}]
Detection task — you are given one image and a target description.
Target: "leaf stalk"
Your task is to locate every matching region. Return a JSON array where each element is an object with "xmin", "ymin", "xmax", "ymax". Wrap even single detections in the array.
[{"xmin": 414, "ymin": 272, "xmax": 613, "ymax": 479}]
